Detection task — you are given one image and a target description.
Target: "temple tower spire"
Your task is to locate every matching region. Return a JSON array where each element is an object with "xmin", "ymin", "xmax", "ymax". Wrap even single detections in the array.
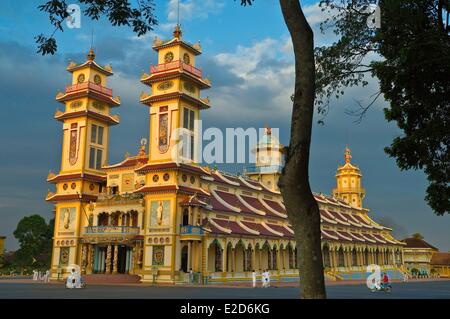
[
  {"xmin": 245, "ymin": 126, "xmax": 284, "ymax": 192},
  {"xmin": 46, "ymin": 49, "xmax": 121, "ymax": 277},
  {"xmin": 332, "ymin": 146, "xmax": 366, "ymax": 208},
  {"xmin": 140, "ymin": 26, "xmax": 211, "ymax": 164}
]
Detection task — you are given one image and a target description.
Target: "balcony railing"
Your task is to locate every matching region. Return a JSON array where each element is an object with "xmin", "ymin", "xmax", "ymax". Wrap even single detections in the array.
[
  {"xmin": 84, "ymin": 226, "xmax": 139, "ymax": 235},
  {"xmin": 180, "ymin": 225, "xmax": 204, "ymax": 236},
  {"xmin": 150, "ymin": 60, "xmax": 202, "ymax": 78},
  {"xmin": 245, "ymin": 164, "xmax": 283, "ymax": 174},
  {"xmin": 65, "ymin": 81, "xmax": 113, "ymax": 97}
]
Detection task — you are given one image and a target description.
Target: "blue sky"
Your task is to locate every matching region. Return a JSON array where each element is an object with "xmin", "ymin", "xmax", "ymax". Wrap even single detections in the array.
[{"xmin": 0, "ymin": 0, "xmax": 448, "ymax": 251}]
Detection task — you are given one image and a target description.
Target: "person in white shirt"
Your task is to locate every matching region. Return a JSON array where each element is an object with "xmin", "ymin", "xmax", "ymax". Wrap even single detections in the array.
[
  {"xmin": 262, "ymin": 270, "xmax": 268, "ymax": 288},
  {"xmin": 266, "ymin": 270, "xmax": 271, "ymax": 287},
  {"xmin": 251, "ymin": 270, "xmax": 257, "ymax": 288},
  {"xmin": 44, "ymin": 270, "xmax": 50, "ymax": 283}
]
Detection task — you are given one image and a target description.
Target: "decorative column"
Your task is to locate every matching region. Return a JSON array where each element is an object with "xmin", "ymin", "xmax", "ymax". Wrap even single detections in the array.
[
  {"xmin": 81, "ymin": 244, "xmax": 88, "ymax": 274},
  {"xmin": 221, "ymin": 244, "xmax": 227, "ymax": 275},
  {"xmin": 113, "ymin": 245, "xmax": 119, "ymax": 273},
  {"xmin": 259, "ymin": 248, "xmax": 262, "ymax": 270},
  {"xmin": 231, "ymin": 248, "xmax": 235, "ymax": 273},
  {"xmin": 276, "ymin": 248, "xmax": 281, "ymax": 274},
  {"xmin": 87, "ymin": 245, "xmax": 94, "ymax": 274},
  {"xmin": 106, "ymin": 245, "xmax": 112, "ymax": 273},
  {"xmin": 187, "ymin": 242, "xmax": 192, "ymax": 272}
]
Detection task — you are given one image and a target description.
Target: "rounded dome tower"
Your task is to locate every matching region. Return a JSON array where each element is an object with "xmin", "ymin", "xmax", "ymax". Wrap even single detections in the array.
[{"xmin": 332, "ymin": 146, "xmax": 366, "ymax": 208}]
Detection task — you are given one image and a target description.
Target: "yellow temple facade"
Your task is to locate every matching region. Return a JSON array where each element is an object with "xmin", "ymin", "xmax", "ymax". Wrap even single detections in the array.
[{"xmin": 46, "ymin": 26, "xmax": 406, "ymax": 283}]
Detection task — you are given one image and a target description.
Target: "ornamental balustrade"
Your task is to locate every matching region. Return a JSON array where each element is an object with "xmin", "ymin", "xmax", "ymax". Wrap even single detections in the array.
[
  {"xmin": 84, "ymin": 226, "xmax": 139, "ymax": 235},
  {"xmin": 65, "ymin": 81, "xmax": 113, "ymax": 97},
  {"xmin": 180, "ymin": 225, "xmax": 204, "ymax": 236},
  {"xmin": 150, "ymin": 60, "xmax": 202, "ymax": 78}
]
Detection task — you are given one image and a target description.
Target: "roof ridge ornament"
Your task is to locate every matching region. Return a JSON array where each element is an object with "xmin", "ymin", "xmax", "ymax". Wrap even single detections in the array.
[
  {"xmin": 345, "ymin": 145, "xmax": 352, "ymax": 164},
  {"xmin": 87, "ymin": 47, "xmax": 95, "ymax": 61},
  {"xmin": 173, "ymin": 24, "xmax": 182, "ymax": 39}
]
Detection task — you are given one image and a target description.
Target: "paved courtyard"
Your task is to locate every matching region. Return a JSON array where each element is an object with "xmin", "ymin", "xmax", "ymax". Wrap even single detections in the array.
[{"xmin": 0, "ymin": 279, "xmax": 449, "ymax": 299}]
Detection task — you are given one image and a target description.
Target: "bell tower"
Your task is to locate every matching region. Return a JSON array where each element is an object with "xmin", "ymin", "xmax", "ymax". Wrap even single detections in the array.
[
  {"xmin": 140, "ymin": 25, "xmax": 211, "ymax": 164},
  {"xmin": 46, "ymin": 48, "xmax": 121, "ymax": 277},
  {"xmin": 332, "ymin": 146, "xmax": 366, "ymax": 208},
  {"xmin": 245, "ymin": 126, "xmax": 284, "ymax": 192}
]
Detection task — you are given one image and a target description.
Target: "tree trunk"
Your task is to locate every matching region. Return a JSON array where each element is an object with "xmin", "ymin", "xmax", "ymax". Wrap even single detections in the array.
[{"xmin": 278, "ymin": 0, "xmax": 326, "ymax": 299}]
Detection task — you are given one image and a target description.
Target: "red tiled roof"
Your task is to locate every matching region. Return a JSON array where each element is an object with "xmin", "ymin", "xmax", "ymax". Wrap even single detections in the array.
[
  {"xmin": 327, "ymin": 211, "xmax": 350, "ymax": 225},
  {"xmin": 265, "ymin": 224, "xmax": 294, "ymax": 238},
  {"xmin": 135, "ymin": 185, "xmax": 209, "ymax": 196},
  {"xmin": 212, "ymin": 219, "xmax": 255, "ymax": 236},
  {"xmin": 202, "ymin": 219, "xmax": 229, "ymax": 235},
  {"xmin": 47, "ymin": 173, "xmax": 106, "ymax": 183},
  {"xmin": 239, "ymin": 195, "xmax": 281, "ymax": 218},
  {"xmin": 241, "ymin": 221, "xmax": 281, "ymax": 237},
  {"xmin": 46, "ymin": 193, "xmax": 97, "ymax": 203},
  {"xmin": 54, "ymin": 110, "xmax": 119, "ymax": 124},
  {"xmin": 401, "ymin": 237, "xmax": 438, "ymax": 250},
  {"xmin": 352, "ymin": 214, "xmax": 373, "ymax": 227},
  {"xmin": 103, "ymin": 155, "xmax": 148, "ymax": 170},
  {"xmin": 135, "ymin": 162, "xmax": 209, "ymax": 175},
  {"xmin": 431, "ymin": 252, "xmax": 450, "ymax": 265},
  {"xmin": 262, "ymin": 199, "xmax": 285, "ymax": 215},
  {"xmin": 180, "ymin": 196, "xmax": 209, "ymax": 207}
]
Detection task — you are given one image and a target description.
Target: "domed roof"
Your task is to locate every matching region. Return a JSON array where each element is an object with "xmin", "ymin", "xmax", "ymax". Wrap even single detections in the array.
[
  {"xmin": 336, "ymin": 146, "xmax": 361, "ymax": 173},
  {"xmin": 256, "ymin": 126, "xmax": 283, "ymax": 151}
]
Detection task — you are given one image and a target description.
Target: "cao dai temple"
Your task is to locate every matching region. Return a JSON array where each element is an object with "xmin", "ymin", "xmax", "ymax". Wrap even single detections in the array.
[{"xmin": 46, "ymin": 26, "xmax": 408, "ymax": 283}]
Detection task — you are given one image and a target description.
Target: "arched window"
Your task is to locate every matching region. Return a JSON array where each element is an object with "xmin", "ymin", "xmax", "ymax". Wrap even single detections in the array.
[
  {"xmin": 288, "ymin": 245, "xmax": 294, "ymax": 269},
  {"xmin": 338, "ymin": 247, "xmax": 345, "ymax": 267},
  {"xmin": 352, "ymin": 249, "xmax": 357, "ymax": 266},
  {"xmin": 364, "ymin": 248, "xmax": 369, "ymax": 266},
  {"xmin": 294, "ymin": 248, "xmax": 298, "ymax": 269},
  {"xmin": 374, "ymin": 249, "xmax": 380, "ymax": 265},
  {"xmin": 245, "ymin": 245, "xmax": 252, "ymax": 271},
  {"xmin": 98, "ymin": 212, "xmax": 108, "ymax": 226},
  {"xmin": 323, "ymin": 245, "xmax": 331, "ymax": 268},
  {"xmin": 272, "ymin": 247, "xmax": 277, "ymax": 270},
  {"xmin": 214, "ymin": 242, "xmax": 222, "ymax": 272},
  {"xmin": 182, "ymin": 208, "xmax": 189, "ymax": 226},
  {"xmin": 131, "ymin": 211, "xmax": 138, "ymax": 227},
  {"xmin": 180, "ymin": 246, "xmax": 188, "ymax": 272}
]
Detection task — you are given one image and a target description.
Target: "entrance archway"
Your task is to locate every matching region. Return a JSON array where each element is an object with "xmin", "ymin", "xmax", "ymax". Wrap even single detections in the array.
[{"xmin": 181, "ymin": 246, "xmax": 188, "ymax": 272}]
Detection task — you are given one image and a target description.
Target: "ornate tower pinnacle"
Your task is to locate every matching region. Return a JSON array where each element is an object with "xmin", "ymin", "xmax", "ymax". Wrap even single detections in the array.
[
  {"xmin": 333, "ymin": 146, "xmax": 366, "ymax": 208},
  {"xmin": 173, "ymin": 24, "xmax": 182, "ymax": 39},
  {"xmin": 87, "ymin": 47, "xmax": 96, "ymax": 61},
  {"xmin": 345, "ymin": 145, "xmax": 352, "ymax": 164},
  {"xmin": 245, "ymin": 127, "xmax": 284, "ymax": 192}
]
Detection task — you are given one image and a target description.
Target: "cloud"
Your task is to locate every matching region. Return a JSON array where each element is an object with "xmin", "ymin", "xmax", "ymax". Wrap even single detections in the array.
[
  {"xmin": 167, "ymin": 0, "xmax": 225, "ymax": 23},
  {"xmin": 200, "ymin": 37, "xmax": 295, "ymax": 127}
]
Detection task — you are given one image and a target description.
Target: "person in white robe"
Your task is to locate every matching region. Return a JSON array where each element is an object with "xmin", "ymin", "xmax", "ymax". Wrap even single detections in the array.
[
  {"xmin": 262, "ymin": 270, "xmax": 268, "ymax": 288},
  {"xmin": 32, "ymin": 270, "xmax": 38, "ymax": 281},
  {"xmin": 251, "ymin": 270, "xmax": 257, "ymax": 288},
  {"xmin": 266, "ymin": 270, "xmax": 271, "ymax": 287},
  {"xmin": 44, "ymin": 270, "xmax": 50, "ymax": 283}
]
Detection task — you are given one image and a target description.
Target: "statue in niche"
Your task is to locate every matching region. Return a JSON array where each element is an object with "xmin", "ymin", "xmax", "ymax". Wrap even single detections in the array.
[
  {"xmin": 63, "ymin": 208, "xmax": 71, "ymax": 229},
  {"xmin": 156, "ymin": 201, "xmax": 163, "ymax": 226}
]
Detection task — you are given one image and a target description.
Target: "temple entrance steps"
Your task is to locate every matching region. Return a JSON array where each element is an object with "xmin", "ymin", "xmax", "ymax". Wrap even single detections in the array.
[{"xmin": 83, "ymin": 274, "xmax": 141, "ymax": 284}]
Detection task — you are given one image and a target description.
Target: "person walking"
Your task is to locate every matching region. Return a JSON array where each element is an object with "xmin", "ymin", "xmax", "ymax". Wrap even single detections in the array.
[
  {"xmin": 189, "ymin": 268, "xmax": 194, "ymax": 284},
  {"xmin": 252, "ymin": 270, "xmax": 257, "ymax": 288}
]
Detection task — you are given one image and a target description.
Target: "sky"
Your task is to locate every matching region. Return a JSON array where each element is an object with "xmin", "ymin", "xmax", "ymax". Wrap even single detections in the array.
[{"xmin": 0, "ymin": 0, "xmax": 448, "ymax": 251}]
